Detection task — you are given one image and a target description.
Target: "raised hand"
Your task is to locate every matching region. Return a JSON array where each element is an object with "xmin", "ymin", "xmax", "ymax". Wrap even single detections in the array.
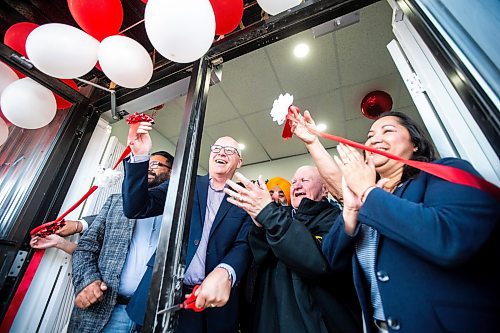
[
  {"xmin": 224, "ymin": 173, "xmax": 272, "ymax": 221},
  {"xmin": 334, "ymin": 143, "xmax": 376, "ymax": 197},
  {"xmin": 128, "ymin": 121, "xmax": 153, "ymax": 156},
  {"xmin": 288, "ymin": 106, "xmax": 318, "ymax": 145}
]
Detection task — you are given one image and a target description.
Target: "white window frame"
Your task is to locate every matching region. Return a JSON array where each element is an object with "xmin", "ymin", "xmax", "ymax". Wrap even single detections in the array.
[{"xmin": 387, "ymin": 0, "xmax": 500, "ymax": 185}]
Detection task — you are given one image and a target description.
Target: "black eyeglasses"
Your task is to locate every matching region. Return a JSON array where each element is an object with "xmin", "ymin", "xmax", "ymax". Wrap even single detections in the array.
[
  {"xmin": 210, "ymin": 145, "xmax": 240, "ymax": 156},
  {"xmin": 149, "ymin": 161, "xmax": 171, "ymax": 169}
]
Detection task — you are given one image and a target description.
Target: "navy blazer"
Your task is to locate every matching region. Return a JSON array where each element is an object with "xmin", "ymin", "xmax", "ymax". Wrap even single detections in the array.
[
  {"xmin": 121, "ymin": 159, "xmax": 252, "ymax": 328},
  {"xmin": 322, "ymin": 158, "xmax": 499, "ymax": 333}
]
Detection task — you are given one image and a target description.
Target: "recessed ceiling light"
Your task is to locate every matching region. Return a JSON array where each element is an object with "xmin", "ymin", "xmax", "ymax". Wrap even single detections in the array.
[
  {"xmin": 239, "ymin": 143, "xmax": 246, "ymax": 150},
  {"xmin": 316, "ymin": 123, "xmax": 327, "ymax": 132},
  {"xmin": 293, "ymin": 43, "xmax": 310, "ymax": 58}
]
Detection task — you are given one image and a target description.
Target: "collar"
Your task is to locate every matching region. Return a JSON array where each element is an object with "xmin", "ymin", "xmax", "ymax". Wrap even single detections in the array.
[{"xmin": 208, "ymin": 178, "xmax": 226, "ymax": 192}]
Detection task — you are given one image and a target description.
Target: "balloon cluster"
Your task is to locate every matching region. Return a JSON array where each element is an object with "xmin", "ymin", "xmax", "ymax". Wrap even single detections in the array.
[{"xmin": 0, "ymin": 0, "xmax": 303, "ymax": 143}]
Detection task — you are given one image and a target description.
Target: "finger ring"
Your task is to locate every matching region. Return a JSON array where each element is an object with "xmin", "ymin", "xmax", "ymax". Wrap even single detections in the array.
[
  {"xmin": 239, "ymin": 195, "xmax": 243, "ymax": 202},
  {"xmin": 209, "ymin": 304, "xmax": 216, "ymax": 308}
]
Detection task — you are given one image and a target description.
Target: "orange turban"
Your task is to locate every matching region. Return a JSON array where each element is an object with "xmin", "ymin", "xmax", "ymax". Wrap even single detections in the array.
[{"xmin": 266, "ymin": 177, "xmax": 291, "ymax": 205}]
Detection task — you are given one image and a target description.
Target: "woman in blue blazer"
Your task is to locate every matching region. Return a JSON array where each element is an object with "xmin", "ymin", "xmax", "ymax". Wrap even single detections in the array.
[{"xmin": 290, "ymin": 109, "xmax": 499, "ymax": 333}]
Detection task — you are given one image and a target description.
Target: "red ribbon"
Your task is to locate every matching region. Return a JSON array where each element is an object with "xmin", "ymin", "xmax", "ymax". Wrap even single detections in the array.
[
  {"xmin": 282, "ymin": 118, "xmax": 293, "ymax": 140},
  {"xmin": 285, "ymin": 107, "xmax": 500, "ymax": 200},
  {"xmin": 30, "ymin": 145, "xmax": 132, "ymax": 238}
]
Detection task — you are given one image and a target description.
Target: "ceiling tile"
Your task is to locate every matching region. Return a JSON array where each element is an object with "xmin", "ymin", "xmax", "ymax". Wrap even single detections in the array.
[
  {"xmin": 151, "ymin": 100, "xmax": 184, "ymax": 138},
  {"xmin": 335, "ymin": 1, "xmax": 395, "ymax": 86},
  {"xmin": 244, "ymin": 110, "xmax": 308, "ymax": 159},
  {"xmin": 345, "ymin": 116, "xmax": 373, "ymax": 144},
  {"xmin": 341, "ymin": 72, "xmax": 402, "ymax": 120},
  {"xmin": 396, "ymin": 82, "xmax": 414, "ymax": 109},
  {"xmin": 204, "ymin": 118, "xmax": 270, "ymax": 165},
  {"xmin": 219, "ymin": 48, "xmax": 283, "ymax": 115},
  {"xmin": 294, "ymin": 90, "xmax": 346, "ymax": 149},
  {"xmin": 205, "ymin": 84, "xmax": 241, "ymax": 126},
  {"xmin": 265, "ymin": 30, "xmax": 340, "ymax": 101}
]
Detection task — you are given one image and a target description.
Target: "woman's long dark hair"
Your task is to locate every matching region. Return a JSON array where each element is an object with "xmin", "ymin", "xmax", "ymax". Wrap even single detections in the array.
[{"xmin": 377, "ymin": 111, "xmax": 437, "ymax": 182}]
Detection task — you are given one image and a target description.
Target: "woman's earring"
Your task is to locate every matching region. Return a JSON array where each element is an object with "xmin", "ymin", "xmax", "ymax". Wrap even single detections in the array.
[{"xmin": 413, "ymin": 147, "xmax": 418, "ymax": 152}]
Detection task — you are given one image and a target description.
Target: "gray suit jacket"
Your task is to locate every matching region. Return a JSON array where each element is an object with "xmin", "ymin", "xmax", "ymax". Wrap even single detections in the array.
[{"xmin": 68, "ymin": 194, "xmax": 136, "ymax": 333}]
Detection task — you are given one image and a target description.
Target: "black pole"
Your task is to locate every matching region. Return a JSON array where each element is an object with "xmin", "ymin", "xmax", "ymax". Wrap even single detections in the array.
[{"xmin": 142, "ymin": 57, "xmax": 212, "ymax": 333}]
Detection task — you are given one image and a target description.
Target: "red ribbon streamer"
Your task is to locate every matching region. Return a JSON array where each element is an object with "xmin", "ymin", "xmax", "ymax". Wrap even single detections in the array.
[
  {"xmin": 0, "ymin": 145, "xmax": 133, "ymax": 332},
  {"xmin": 311, "ymin": 128, "xmax": 500, "ymax": 199},
  {"xmin": 283, "ymin": 106, "xmax": 499, "ymax": 199},
  {"xmin": 281, "ymin": 105, "xmax": 500, "ymax": 200}
]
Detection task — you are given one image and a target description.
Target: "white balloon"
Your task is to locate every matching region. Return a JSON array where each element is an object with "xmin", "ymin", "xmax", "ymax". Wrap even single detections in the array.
[
  {"xmin": 26, "ymin": 23, "xmax": 99, "ymax": 79},
  {"xmin": 0, "ymin": 78, "xmax": 56, "ymax": 129},
  {"xmin": 0, "ymin": 117, "xmax": 8, "ymax": 146},
  {"xmin": 257, "ymin": 0, "xmax": 302, "ymax": 15},
  {"xmin": 98, "ymin": 35, "xmax": 153, "ymax": 89},
  {"xmin": 145, "ymin": 0, "xmax": 215, "ymax": 63},
  {"xmin": 0, "ymin": 61, "xmax": 19, "ymax": 95}
]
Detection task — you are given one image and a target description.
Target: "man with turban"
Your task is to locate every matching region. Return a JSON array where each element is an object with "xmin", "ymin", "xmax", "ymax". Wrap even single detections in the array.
[{"xmin": 266, "ymin": 177, "xmax": 291, "ymax": 206}]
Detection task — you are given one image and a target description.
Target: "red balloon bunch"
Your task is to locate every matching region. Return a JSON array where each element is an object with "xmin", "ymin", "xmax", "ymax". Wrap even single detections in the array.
[
  {"xmin": 68, "ymin": 0, "xmax": 124, "ymax": 41},
  {"xmin": 209, "ymin": 0, "xmax": 244, "ymax": 35}
]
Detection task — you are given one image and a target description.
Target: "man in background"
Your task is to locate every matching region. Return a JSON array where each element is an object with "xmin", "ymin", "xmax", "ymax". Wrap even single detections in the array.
[{"xmin": 68, "ymin": 151, "xmax": 174, "ymax": 333}]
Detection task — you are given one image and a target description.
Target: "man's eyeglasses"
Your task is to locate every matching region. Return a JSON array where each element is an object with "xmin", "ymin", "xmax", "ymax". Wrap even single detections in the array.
[
  {"xmin": 149, "ymin": 161, "xmax": 171, "ymax": 169},
  {"xmin": 210, "ymin": 145, "xmax": 240, "ymax": 156}
]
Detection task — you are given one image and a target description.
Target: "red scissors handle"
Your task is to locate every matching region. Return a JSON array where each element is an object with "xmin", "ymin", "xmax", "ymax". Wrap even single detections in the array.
[{"xmin": 183, "ymin": 285, "xmax": 204, "ymax": 312}]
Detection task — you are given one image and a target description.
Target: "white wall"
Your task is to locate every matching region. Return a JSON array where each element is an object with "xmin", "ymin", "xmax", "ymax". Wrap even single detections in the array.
[{"xmin": 239, "ymin": 147, "xmax": 338, "ymax": 181}]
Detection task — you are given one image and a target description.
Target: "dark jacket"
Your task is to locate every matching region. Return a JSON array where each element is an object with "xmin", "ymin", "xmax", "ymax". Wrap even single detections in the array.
[
  {"xmin": 249, "ymin": 198, "xmax": 361, "ymax": 333},
  {"xmin": 122, "ymin": 159, "xmax": 252, "ymax": 332},
  {"xmin": 323, "ymin": 158, "xmax": 500, "ymax": 333}
]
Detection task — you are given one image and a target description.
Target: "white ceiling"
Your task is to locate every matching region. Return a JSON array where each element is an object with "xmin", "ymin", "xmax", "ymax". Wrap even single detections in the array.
[{"xmin": 127, "ymin": 1, "xmax": 422, "ymax": 171}]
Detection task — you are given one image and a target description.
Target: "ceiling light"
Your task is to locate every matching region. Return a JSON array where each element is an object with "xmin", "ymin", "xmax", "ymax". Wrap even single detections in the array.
[
  {"xmin": 239, "ymin": 143, "xmax": 246, "ymax": 150},
  {"xmin": 293, "ymin": 43, "xmax": 309, "ymax": 58},
  {"xmin": 316, "ymin": 123, "xmax": 327, "ymax": 132}
]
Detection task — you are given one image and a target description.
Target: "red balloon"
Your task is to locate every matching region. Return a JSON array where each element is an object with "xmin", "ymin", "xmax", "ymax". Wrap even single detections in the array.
[
  {"xmin": 209, "ymin": 0, "xmax": 244, "ymax": 35},
  {"xmin": 68, "ymin": 0, "xmax": 124, "ymax": 41},
  {"xmin": 4, "ymin": 22, "xmax": 39, "ymax": 57},
  {"xmin": 54, "ymin": 79, "xmax": 79, "ymax": 110},
  {"xmin": 361, "ymin": 90, "xmax": 393, "ymax": 119}
]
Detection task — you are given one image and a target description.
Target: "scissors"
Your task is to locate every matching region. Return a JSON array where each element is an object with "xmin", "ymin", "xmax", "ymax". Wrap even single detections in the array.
[{"xmin": 157, "ymin": 285, "xmax": 204, "ymax": 314}]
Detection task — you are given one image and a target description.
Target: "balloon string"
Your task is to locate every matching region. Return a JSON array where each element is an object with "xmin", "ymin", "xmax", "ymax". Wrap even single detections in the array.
[{"xmin": 119, "ymin": 19, "xmax": 145, "ymax": 34}]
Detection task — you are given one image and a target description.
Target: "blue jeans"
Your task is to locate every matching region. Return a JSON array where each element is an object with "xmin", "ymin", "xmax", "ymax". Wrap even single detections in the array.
[{"xmin": 101, "ymin": 304, "xmax": 135, "ymax": 333}]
